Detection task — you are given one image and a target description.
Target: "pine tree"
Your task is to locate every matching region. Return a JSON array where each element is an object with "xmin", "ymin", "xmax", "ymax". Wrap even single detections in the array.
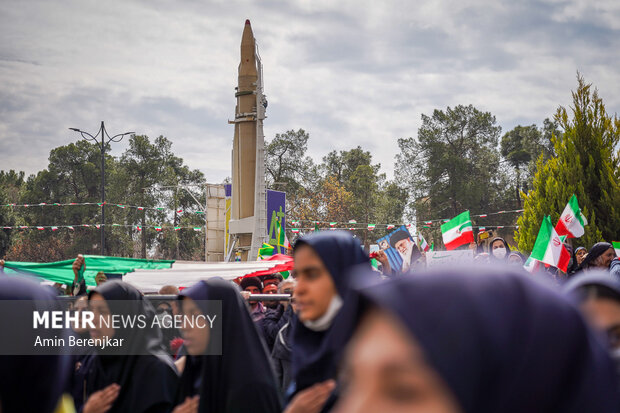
[{"xmin": 516, "ymin": 74, "xmax": 620, "ymax": 252}]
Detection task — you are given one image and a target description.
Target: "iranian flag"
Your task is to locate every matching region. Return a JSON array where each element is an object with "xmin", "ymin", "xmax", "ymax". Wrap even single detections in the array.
[
  {"xmin": 531, "ymin": 216, "xmax": 570, "ymax": 272},
  {"xmin": 276, "ymin": 219, "xmax": 291, "ymax": 250},
  {"xmin": 523, "ymin": 256, "xmax": 542, "ymax": 273},
  {"xmin": 555, "ymin": 194, "xmax": 587, "ymax": 238},
  {"xmin": 441, "ymin": 211, "xmax": 474, "ymax": 250},
  {"xmin": 613, "ymin": 241, "xmax": 620, "ymax": 257},
  {"xmin": 417, "ymin": 233, "xmax": 430, "ymax": 252}
]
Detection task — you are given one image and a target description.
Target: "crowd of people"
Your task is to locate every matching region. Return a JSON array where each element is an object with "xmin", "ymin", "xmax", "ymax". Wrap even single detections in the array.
[
  {"xmin": 1, "ymin": 231, "xmax": 620, "ymax": 412},
  {"xmin": 375, "ymin": 234, "xmax": 620, "ymax": 281}
]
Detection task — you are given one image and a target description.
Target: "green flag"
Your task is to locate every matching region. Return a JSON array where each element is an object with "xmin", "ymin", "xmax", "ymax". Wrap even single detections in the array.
[
  {"xmin": 441, "ymin": 211, "xmax": 474, "ymax": 250},
  {"xmin": 258, "ymin": 243, "xmax": 276, "ymax": 259},
  {"xmin": 3, "ymin": 256, "xmax": 174, "ymax": 287}
]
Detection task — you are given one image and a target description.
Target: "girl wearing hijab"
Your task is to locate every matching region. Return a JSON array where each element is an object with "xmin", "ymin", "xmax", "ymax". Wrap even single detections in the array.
[
  {"xmin": 488, "ymin": 237, "xmax": 511, "ymax": 262},
  {"xmin": 286, "ymin": 231, "xmax": 374, "ymax": 412},
  {"xmin": 0, "ymin": 277, "xmax": 72, "ymax": 413},
  {"xmin": 580, "ymin": 242, "xmax": 617, "ymax": 271},
  {"xmin": 574, "ymin": 246, "xmax": 587, "ymax": 266},
  {"xmin": 565, "ymin": 271, "xmax": 620, "ymax": 385},
  {"xmin": 507, "ymin": 252, "xmax": 525, "ymax": 266},
  {"xmin": 333, "ymin": 265, "xmax": 619, "ymax": 413},
  {"xmin": 174, "ymin": 278, "xmax": 281, "ymax": 413},
  {"xmin": 83, "ymin": 280, "xmax": 178, "ymax": 413},
  {"xmin": 68, "ymin": 295, "xmax": 97, "ymax": 412}
]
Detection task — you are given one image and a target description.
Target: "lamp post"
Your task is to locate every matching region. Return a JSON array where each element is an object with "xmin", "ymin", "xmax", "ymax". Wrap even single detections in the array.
[{"xmin": 69, "ymin": 121, "xmax": 134, "ymax": 255}]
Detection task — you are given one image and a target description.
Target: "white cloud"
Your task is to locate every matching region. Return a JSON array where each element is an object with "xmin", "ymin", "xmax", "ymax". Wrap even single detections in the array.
[{"xmin": 0, "ymin": 0, "xmax": 618, "ymax": 184}]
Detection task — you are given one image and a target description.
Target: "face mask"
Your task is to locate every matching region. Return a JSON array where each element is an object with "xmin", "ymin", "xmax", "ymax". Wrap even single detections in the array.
[
  {"xmin": 302, "ymin": 295, "xmax": 343, "ymax": 332},
  {"xmin": 492, "ymin": 247, "xmax": 507, "ymax": 259}
]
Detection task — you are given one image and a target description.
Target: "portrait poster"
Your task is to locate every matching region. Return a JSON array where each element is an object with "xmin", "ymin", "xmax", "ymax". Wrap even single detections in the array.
[{"xmin": 376, "ymin": 226, "xmax": 420, "ymax": 273}]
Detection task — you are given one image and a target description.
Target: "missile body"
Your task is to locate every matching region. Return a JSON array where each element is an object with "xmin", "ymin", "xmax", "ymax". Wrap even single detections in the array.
[{"xmin": 231, "ymin": 20, "xmax": 259, "ymax": 257}]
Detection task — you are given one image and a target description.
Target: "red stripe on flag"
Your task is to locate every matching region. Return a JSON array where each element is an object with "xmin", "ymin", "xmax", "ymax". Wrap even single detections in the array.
[
  {"xmin": 558, "ymin": 245, "xmax": 571, "ymax": 273},
  {"xmin": 444, "ymin": 231, "xmax": 474, "ymax": 250},
  {"xmin": 554, "ymin": 219, "xmax": 571, "ymax": 238}
]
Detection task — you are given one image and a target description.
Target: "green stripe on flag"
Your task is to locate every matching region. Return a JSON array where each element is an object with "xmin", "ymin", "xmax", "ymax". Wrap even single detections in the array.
[
  {"xmin": 441, "ymin": 211, "xmax": 472, "ymax": 232},
  {"xmin": 569, "ymin": 194, "xmax": 587, "ymax": 227},
  {"xmin": 458, "ymin": 222, "xmax": 472, "ymax": 232},
  {"xmin": 531, "ymin": 216, "xmax": 552, "ymax": 260}
]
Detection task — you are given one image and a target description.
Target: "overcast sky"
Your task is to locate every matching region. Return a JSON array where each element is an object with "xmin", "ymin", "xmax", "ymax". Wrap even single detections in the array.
[{"xmin": 1, "ymin": 0, "xmax": 618, "ymax": 183}]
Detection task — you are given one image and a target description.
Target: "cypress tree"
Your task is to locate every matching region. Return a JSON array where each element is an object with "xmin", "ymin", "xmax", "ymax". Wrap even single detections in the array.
[{"xmin": 516, "ymin": 74, "xmax": 620, "ymax": 252}]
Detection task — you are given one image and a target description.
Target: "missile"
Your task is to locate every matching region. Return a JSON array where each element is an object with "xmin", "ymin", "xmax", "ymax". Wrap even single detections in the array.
[{"xmin": 230, "ymin": 19, "xmax": 259, "ymax": 259}]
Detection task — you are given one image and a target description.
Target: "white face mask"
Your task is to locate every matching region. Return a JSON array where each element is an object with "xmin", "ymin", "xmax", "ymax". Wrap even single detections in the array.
[
  {"xmin": 302, "ymin": 295, "xmax": 343, "ymax": 332},
  {"xmin": 492, "ymin": 247, "xmax": 507, "ymax": 259}
]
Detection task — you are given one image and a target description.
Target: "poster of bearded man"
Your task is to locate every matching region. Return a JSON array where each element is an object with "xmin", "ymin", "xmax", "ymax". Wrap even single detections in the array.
[{"xmin": 376, "ymin": 226, "xmax": 421, "ymax": 273}]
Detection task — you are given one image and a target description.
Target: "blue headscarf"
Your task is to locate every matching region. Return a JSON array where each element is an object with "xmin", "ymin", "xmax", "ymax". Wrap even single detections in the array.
[
  {"xmin": 178, "ymin": 278, "xmax": 282, "ymax": 412},
  {"xmin": 0, "ymin": 277, "xmax": 72, "ymax": 413},
  {"xmin": 294, "ymin": 231, "xmax": 371, "ymax": 296},
  {"xmin": 335, "ymin": 265, "xmax": 619, "ymax": 413},
  {"xmin": 86, "ymin": 280, "xmax": 178, "ymax": 413},
  {"xmin": 291, "ymin": 231, "xmax": 373, "ymax": 393},
  {"xmin": 564, "ymin": 271, "xmax": 620, "ymax": 301}
]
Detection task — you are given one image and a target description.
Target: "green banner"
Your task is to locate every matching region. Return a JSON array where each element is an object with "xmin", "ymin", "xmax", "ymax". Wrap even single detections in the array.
[{"xmin": 2, "ymin": 255, "xmax": 174, "ymax": 286}]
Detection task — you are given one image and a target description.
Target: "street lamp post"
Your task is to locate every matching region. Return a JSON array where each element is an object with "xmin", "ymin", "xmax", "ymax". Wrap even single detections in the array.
[{"xmin": 69, "ymin": 121, "xmax": 134, "ymax": 255}]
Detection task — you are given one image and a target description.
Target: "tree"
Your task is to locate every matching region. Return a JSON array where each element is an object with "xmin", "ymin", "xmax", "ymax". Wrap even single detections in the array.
[
  {"xmin": 284, "ymin": 142, "xmax": 408, "ymax": 246},
  {"xmin": 265, "ymin": 129, "xmax": 318, "ymax": 221},
  {"xmin": 0, "ymin": 170, "xmax": 25, "ymax": 200},
  {"xmin": 117, "ymin": 135, "xmax": 205, "ymax": 258},
  {"xmin": 318, "ymin": 146, "xmax": 390, "ymax": 245},
  {"xmin": 0, "ymin": 135, "xmax": 206, "ymax": 261},
  {"xmin": 292, "ymin": 176, "xmax": 354, "ymax": 225},
  {"xmin": 374, "ymin": 181, "xmax": 409, "ymax": 237},
  {"xmin": 541, "ymin": 117, "xmax": 561, "ymax": 158},
  {"xmin": 266, "ymin": 129, "xmax": 315, "ymax": 193},
  {"xmin": 0, "ymin": 171, "xmax": 24, "ymax": 257},
  {"xmin": 321, "ymin": 147, "xmax": 379, "ymax": 189},
  {"xmin": 516, "ymin": 74, "xmax": 620, "ymax": 251},
  {"xmin": 501, "ymin": 125, "xmax": 542, "ymax": 207},
  {"xmin": 501, "ymin": 122, "xmax": 560, "ymax": 208},
  {"xmin": 8, "ymin": 141, "xmax": 111, "ymax": 259},
  {"xmin": 0, "ymin": 186, "xmax": 14, "ymax": 257},
  {"xmin": 396, "ymin": 105, "xmax": 511, "ymax": 242}
]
